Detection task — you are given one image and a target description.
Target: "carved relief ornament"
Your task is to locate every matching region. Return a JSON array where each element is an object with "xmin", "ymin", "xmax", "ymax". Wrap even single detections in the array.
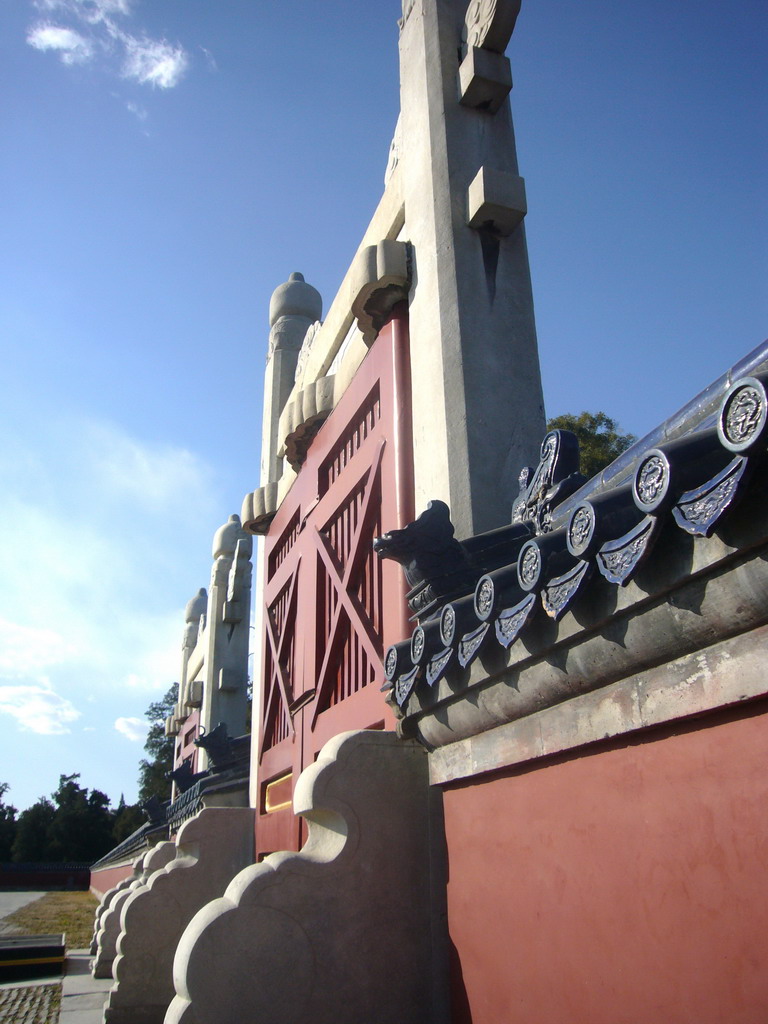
[
  {"xmin": 463, "ymin": 0, "xmax": 521, "ymax": 54},
  {"xmin": 399, "ymin": 0, "xmax": 416, "ymax": 30}
]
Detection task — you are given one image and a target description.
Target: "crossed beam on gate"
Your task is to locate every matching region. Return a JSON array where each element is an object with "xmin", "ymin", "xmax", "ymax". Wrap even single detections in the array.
[
  {"xmin": 261, "ymin": 557, "xmax": 301, "ymax": 746},
  {"xmin": 310, "ymin": 439, "xmax": 386, "ymax": 726}
]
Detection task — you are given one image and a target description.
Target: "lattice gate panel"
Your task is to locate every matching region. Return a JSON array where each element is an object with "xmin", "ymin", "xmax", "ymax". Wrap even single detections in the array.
[
  {"xmin": 317, "ymin": 474, "xmax": 384, "ymax": 712},
  {"xmin": 255, "ymin": 312, "xmax": 412, "ymax": 859},
  {"xmin": 262, "ymin": 577, "xmax": 297, "ymax": 751}
]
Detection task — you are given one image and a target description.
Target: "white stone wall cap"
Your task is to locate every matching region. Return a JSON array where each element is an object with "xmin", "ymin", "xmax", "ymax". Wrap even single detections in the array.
[
  {"xmin": 350, "ymin": 239, "xmax": 410, "ymax": 346},
  {"xmin": 278, "ymin": 374, "xmax": 337, "ymax": 470},
  {"xmin": 241, "ymin": 481, "xmax": 279, "ymax": 534},
  {"xmin": 269, "ymin": 272, "xmax": 322, "ymax": 328}
]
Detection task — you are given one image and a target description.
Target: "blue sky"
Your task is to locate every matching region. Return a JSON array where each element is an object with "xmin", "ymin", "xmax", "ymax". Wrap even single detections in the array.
[{"xmin": 0, "ymin": 0, "xmax": 765, "ymax": 815}]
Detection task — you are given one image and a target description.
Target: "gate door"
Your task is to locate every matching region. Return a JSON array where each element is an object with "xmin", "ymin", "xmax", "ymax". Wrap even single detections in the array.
[{"xmin": 256, "ymin": 310, "xmax": 412, "ymax": 857}]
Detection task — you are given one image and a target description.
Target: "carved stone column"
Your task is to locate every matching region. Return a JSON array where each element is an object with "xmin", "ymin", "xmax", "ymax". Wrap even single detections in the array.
[
  {"xmin": 260, "ymin": 272, "xmax": 322, "ymax": 486},
  {"xmin": 398, "ymin": 0, "xmax": 545, "ymax": 536},
  {"xmin": 196, "ymin": 516, "xmax": 253, "ymax": 771}
]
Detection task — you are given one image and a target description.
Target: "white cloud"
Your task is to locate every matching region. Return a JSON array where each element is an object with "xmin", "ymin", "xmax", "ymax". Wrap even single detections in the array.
[
  {"xmin": 34, "ymin": 0, "xmax": 133, "ymax": 19},
  {"xmin": 0, "ymin": 619, "xmax": 78, "ymax": 676},
  {"xmin": 121, "ymin": 35, "xmax": 188, "ymax": 89},
  {"xmin": 27, "ymin": 23, "xmax": 94, "ymax": 64},
  {"xmin": 81, "ymin": 420, "xmax": 211, "ymax": 512},
  {"xmin": 0, "ymin": 408, "xmax": 222, "ymax": 810},
  {"xmin": 125, "ymin": 99, "xmax": 147, "ymax": 121},
  {"xmin": 199, "ymin": 46, "xmax": 217, "ymax": 73},
  {"xmin": 0, "ymin": 620, "xmax": 81, "ymax": 734},
  {"xmin": 120, "ymin": 614, "xmax": 182, "ymax": 692},
  {"xmin": 0, "ymin": 414, "xmax": 218, "ymax": 705},
  {"xmin": 114, "ymin": 716, "xmax": 148, "ymax": 742},
  {"xmin": 0, "ymin": 681, "xmax": 81, "ymax": 735},
  {"xmin": 25, "ymin": 0, "xmax": 189, "ymax": 89}
]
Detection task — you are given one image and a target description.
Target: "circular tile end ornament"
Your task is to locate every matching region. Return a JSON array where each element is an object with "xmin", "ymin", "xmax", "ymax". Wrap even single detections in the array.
[
  {"xmin": 633, "ymin": 449, "xmax": 670, "ymax": 513},
  {"xmin": 718, "ymin": 376, "xmax": 768, "ymax": 454},
  {"xmin": 517, "ymin": 540, "xmax": 542, "ymax": 592}
]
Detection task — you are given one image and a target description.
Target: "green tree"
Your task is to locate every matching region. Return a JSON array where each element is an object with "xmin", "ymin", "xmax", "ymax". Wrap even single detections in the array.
[
  {"xmin": 12, "ymin": 797, "xmax": 56, "ymax": 862},
  {"xmin": 12, "ymin": 776, "xmax": 117, "ymax": 864},
  {"xmin": 112, "ymin": 796, "xmax": 146, "ymax": 844},
  {"xmin": 546, "ymin": 411, "xmax": 636, "ymax": 480},
  {"xmin": 137, "ymin": 683, "xmax": 178, "ymax": 805},
  {"xmin": 0, "ymin": 783, "xmax": 17, "ymax": 862},
  {"xmin": 47, "ymin": 774, "xmax": 114, "ymax": 862}
]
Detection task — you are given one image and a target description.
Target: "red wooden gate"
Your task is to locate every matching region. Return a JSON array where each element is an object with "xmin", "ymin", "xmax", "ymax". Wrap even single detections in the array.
[{"xmin": 255, "ymin": 310, "xmax": 413, "ymax": 857}]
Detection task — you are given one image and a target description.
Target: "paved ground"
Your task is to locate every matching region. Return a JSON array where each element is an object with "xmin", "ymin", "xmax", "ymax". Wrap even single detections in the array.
[
  {"xmin": 0, "ymin": 897, "xmax": 112, "ymax": 1023},
  {"xmin": 0, "ymin": 981, "xmax": 60, "ymax": 1023},
  {"xmin": 0, "ymin": 893, "xmax": 46, "ymax": 935},
  {"xmin": 60, "ymin": 951, "xmax": 112, "ymax": 1024}
]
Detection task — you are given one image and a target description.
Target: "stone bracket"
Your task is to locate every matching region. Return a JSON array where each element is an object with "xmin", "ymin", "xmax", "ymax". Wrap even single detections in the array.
[
  {"xmin": 467, "ymin": 166, "xmax": 527, "ymax": 236},
  {"xmin": 185, "ymin": 679, "xmax": 203, "ymax": 708},
  {"xmin": 458, "ymin": 46, "xmax": 512, "ymax": 113},
  {"xmin": 164, "ymin": 715, "xmax": 181, "ymax": 737},
  {"xmin": 217, "ymin": 667, "xmax": 239, "ymax": 692}
]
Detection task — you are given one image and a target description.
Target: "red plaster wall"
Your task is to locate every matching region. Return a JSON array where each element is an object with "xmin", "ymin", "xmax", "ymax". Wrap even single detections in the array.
[
  {"xmin": 443, "ymin": 703, "xmax": 768, "ymax": 1024},
  {"xmin": 90, "ymin": 860, "xmax": 136, "ymax": 897},
  {"xmin": 174, "ymin": 709, "xmax": 200, "ymax": 773}
]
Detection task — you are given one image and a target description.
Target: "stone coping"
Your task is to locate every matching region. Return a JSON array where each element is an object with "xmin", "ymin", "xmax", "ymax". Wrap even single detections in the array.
[{"xmin": 429, "ymin": 621, "xmax": 768, "ymax": 784}]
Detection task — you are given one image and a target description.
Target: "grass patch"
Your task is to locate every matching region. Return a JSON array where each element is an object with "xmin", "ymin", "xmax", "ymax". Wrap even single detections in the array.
[{"xmin": 3, "ymin": 891, "xmax": 98, "ymax": 950}]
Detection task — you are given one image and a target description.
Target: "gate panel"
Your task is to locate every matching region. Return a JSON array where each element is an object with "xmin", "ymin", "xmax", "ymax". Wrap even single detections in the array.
[{"xmin": 255, "ymin": 311, "xmax": 412, "ymax": 858}]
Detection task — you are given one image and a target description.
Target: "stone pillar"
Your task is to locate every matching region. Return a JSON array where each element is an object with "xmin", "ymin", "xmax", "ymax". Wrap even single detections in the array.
[
  {"xmin": 260, "ymin": 272, "xmax": 322, "ymax": 485},
  {"xmin": 177, "ymin": 588, "xmax": 206, "ymax": 720},
  {"xmin": 196, "ymin": 516, "xmax": 253, "ymax": 771},
  {"xmin": 247, "ymin": 272, "xmax": 320, "ymax": 799},
  {"xmin": 399, "ymin": 0, "xmax": 545, "ymax": 537}
]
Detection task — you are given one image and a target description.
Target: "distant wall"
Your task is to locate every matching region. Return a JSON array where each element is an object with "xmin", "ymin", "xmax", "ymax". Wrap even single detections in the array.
[
  {"xmin": 90, "ymin": 860, "xmax": 137, "ymax": 898},
  {"xmin": 442, "ymin": 700, "xmax": 768, "ymax": 1024},
  {"xmin": 0, "ymin": 862, "xmax": 90, "ymax": 891}
]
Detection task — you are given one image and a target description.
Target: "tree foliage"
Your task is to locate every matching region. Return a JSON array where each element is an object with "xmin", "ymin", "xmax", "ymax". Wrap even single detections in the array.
[
  {"xmin": 0, "ymin": 783, "xmax": 17, "ymax": 861},
  {"xmin": 2, "ymin": 682, "xmax": 182, "ymax": 864},
  {"xmin": 546, "ymin": 411, "xmax": 636, "ymax": 480},
  {"xmin": 47, "ymin": 774, "xmax": 114, "ymax": 862},
  {"xmin": 112, "ymin": 796, "xmax": 146, "ymax": 845},
  {"xmin": 11, "ymin": 797, "xmax": 55, "ymax": 862},
  {"xmin": 137, "ymin": 683, "xmax": 178, "ymax": 805},
  {"xmin": 10, "ymin": 775, "xmax": 118, "ymax": 864}
]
